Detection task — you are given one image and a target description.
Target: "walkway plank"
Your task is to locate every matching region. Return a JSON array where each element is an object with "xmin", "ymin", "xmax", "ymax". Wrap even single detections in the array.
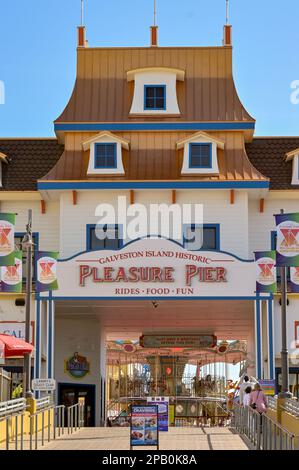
[{"xmin": 41, "ymin": 427, "xmax": 249, "ymax": 451}]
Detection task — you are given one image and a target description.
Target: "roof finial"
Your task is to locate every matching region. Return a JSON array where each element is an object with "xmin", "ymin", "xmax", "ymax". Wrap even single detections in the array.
[
  {"xmin": 150, "ymin": 0, "xmax": 158, "ymax": 47},
  {"xmin": 81, "ymin": 0, "xmax": 84, "ymax": 26},
  {"xmin": 226, "ymin": 0, "xmax": 229, "ymax": 25}
]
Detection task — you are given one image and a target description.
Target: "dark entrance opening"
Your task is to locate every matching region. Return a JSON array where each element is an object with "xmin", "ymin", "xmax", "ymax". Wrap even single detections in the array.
[{"xmin": 58, "ymin": 383, "xmax": 96, "ymax": 427}]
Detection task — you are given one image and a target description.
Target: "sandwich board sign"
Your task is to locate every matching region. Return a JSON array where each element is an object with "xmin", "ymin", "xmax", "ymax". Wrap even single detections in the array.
[
  {"xmin": 130, "ymin": 405, "xmax": 159, "ymax": 450},
  {"xmin": 32, "ymin": 378, "xmax": 56, "ymax": 392},
  {"xmin": 147, "ymin": 397, "xmax": 169, "ymax": 432}
]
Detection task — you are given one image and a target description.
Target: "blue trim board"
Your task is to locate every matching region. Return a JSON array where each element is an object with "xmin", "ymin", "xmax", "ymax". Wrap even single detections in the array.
[
  {"xmin": 255, "ymin": 299, "xmax": 262, "ymax": 380},
  {"xmin": 38, "ymin": 181, "xmax": 270, "ymax": 190},
  {"xmin": 54, "ymin": 122, "xmax": 255, "ymax": 132},
  {"xmin": 34, "ymin": 300, "xmax": 41, "ymax": 395},
  {"xmin": 47, "ymin": 299, "xmax": 53, "ymax": 379},
  {"xmin": 267, "ymin": 299, "xmax": 275, "ymax": 380}
]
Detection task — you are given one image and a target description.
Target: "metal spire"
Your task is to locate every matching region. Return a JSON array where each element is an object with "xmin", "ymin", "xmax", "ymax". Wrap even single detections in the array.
[
  {"xmin": 226, "ymin": 0, "xmax": 229, "ymax": 25},
  {"xmin": 154, "ymin": 0, "xmax": 157, "ymax": 26},
  {"xmin": 81, "ymin": 0, "xmax": 84, "ymax": 26}
]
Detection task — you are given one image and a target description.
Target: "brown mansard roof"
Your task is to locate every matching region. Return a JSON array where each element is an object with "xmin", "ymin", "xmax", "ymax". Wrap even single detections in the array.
[
  {"xmin": 55, "ymin": 47, "xmax": 254, "ymax": 124},
  {"xmin": 0, "ymin": 139, "xmax": 64, "ymax": 191},
  {"xmin": 42, "ymin": 131, "xmax": 266, "ymax": 183},
  {"xmin": 246, "ymin": 137, "xmax": 299, "ymax": 190},
  {"xmin": 0, "ymin": 136, "xmax": 299, "ymax": 191}
]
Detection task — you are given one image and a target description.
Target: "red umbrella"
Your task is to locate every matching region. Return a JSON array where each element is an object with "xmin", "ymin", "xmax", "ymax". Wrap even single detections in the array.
[{"xmin": 0, "ymin": 334, "xmax": 34, "ymax": 358}]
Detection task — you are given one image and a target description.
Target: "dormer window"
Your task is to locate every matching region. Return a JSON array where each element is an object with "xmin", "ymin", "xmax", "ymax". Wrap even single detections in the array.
[
  {"xmin": 144, "ymin": 85, "xmax": 166, "ymax": 110},
  {"xmin": 177, "ymin": 132, "xmax": 225, "ymax": 175},
  {"xmin": 0, "ymin": 152, "xmax": 8, "ymax": 187},
  {"xmin": 95, "ymin": 143, "xmax": 117, "ymax": 169},
  {"xmin": 127, "ymin": 67, "xmax": 184, "ymax": 116},
  {"xmin": 286, "ymin": 148, "xmax": 299, "ymax": 185},
  {"xmin": 82, "ymin": 132, "xmax": 129, "ymax": 175},
  {"xmin": 189, "ymin": 143, "xmax": 212, "ymax": 169}
]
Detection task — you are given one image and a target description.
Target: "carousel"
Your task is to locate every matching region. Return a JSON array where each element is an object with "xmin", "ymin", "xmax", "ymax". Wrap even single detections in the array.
[{"xmin": 106, "ymin": 339, "xmax": 248, "ymax": 427}]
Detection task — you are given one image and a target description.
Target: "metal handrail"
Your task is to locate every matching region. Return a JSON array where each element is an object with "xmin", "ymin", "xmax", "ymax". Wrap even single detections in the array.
[
  {"xmin": 29, "ymin": 404, "xmax": 65, "ymax": 451},
  {"xmin": 234, "ymin": 404, "xmax": 296, "ymax": 450},
  {"xmin": 36, "ymin": 396, "xmax": 52, "ymax": 410},
  {"xmin": 67, "ymin": 403, "xmax": 84, "ymax": 434},
  {"xmin": 283, "ymin": 398, "xmax": 299, "ymax": 418},
  {"xmin": 268, "ymin": 396, "xmax": 277, "ymax": 411},
  {"xmin": 0, "ymin": 398, "xmax": 26, "ymax": 417},
  {"xmin": 0, "ymin": 411, "xmax": 25, "ymax": 450}
]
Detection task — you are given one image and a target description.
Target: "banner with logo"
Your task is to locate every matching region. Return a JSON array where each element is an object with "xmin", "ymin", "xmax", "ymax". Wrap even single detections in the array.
[
  {"xmin": 36, "ymin": 252, "xmax": 59, "ymax": 292},
  {"xmin": 255, "ymin": 251, "xmax": 277, "ymax": 293},
  {"xmin": 0, "ymin": 251, "xmax": 22, "ymax": 293},
  {"xmin": 0, "ymin": 213, "xmax": 16, "ymax": 266},
  {"xmin": 290, "ymin": 267, "xmax": 299, "ymax": 293},
  {"xmin": 275, "ymin": 213, "xmax": 299, "ymax": 267}
]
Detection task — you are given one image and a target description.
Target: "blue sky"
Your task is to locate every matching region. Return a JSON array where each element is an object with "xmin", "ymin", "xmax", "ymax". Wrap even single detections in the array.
[{"xmin": 0, "ymin": 0, "xmax": 298, "ymax": 137}]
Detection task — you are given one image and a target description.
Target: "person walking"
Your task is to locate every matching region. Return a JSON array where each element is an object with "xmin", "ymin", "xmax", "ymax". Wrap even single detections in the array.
[
  {"xmin": 243, "ymin": 386, "xmax": 252, "ymax": 407},
  {"xmin": 239, "ymin": 375, "xmax": 257, "ymax": 405},
  {"xmin": 249, "ymin": 383, "xmax": 268, "ymax": 414}
]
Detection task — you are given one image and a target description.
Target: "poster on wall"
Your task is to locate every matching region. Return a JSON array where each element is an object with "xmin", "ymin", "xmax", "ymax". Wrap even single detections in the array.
[
  {"xmin": 130, "ymin": 405, "xmax": 159, "ymax": 449},
  {"xmin": 254, "ymin": 251, "xmax": 277, "ymax": 293},
  {"xmin": 0, "ymin": 213, "xmax": 16, "ymax": 267},
  {"xmin": 258, "ymin": 380, "xmax": 276, "ymax": 396},
  {"xmin": 275, "ymin": 213, "xmax": 299, "ymax": 267},
  {"xmin": 290, "ymin": 267, "xmax": 299, "ymax": 293},
  {"xmin": 0, "ymin": 251, "xmax": 22, "ymax": 293},
  {"xmin": 65, "ymin": 352, "xmax": 90, "ymax": 379},
  {"xmin": 147, "ymin": 397, "xmax": 169, "ymax": 432},
  {"xmin": 36, "ymin": 252, "xmax": 59, "ymax": 292}
]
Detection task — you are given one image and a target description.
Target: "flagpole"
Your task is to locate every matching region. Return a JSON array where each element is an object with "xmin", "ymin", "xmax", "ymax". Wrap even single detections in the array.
[
  {"xmin": 22, "ymin": 209, "xmax": 34, "ymax": 398},
  {"xmin": 278, "ymin": 209, "xmax": 292, "ymax": 399}
]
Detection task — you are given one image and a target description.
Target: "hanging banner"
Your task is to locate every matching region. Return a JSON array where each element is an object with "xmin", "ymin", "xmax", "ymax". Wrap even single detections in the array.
[
  {"xmin": 290, "ymin": 267, "xmax": 299, "ymax": 293},
  {"xmin": 254, "ymin": 251, "xmax": 277, "ymax": 293},
  {"xmin": 0, "ymin": 251, "xmax": 22, "ymax": 293},
  {"xmin": 275, "ymin": 213, "xmax": 299, "ymax": 267},
  {"xmin": 36, "ymin": 252, "xmax": 59, "ymax": 292},
  {"xmin": 0, "ymin": 213, "xmax": 16, "ymax": 266}
]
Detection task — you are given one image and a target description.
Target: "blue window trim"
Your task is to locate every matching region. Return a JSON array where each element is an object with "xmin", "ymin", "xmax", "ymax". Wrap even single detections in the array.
[
  {"xmin": 144, "ymin": 85, "xmax": 166, "ymax": 111},
  {"xmin": 183, "ymin": 224, "xmax": 220, "ymax": 251},
  {"xmin": 55, "ymin": 122, "xmax": 256, "ymax": 132},
  {"xmin": 15, "ymin": 232, "xmax": 39, "ymax": 281},
  {"xmin": 189, "ymin": 143, "xmax": 212, "ymax": 169},
  {"xmin": 94, "ymin": 143, "xmax": 117, "ymax": 169},
  {"xmin": 86, "ymin": 224, "xmax": 124, "ymax": 251}
]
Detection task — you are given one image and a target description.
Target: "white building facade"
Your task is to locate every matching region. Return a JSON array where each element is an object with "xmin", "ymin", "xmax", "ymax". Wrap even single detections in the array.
[{"xmin": 0, "ymin": 24, "xmax": 298, "ymax": 425}]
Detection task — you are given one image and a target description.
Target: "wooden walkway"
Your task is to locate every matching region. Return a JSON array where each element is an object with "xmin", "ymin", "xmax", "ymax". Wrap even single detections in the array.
[{"xmin": 40, "ymin": 427, "xmax": 249, "ymax": 451}]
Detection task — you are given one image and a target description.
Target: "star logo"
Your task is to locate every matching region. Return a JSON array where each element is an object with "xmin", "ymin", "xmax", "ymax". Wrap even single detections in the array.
[
  {"xmin": 0, "ymin": 227, "xmax": 11, "ymax": 248},
  {"xmin": 39, "ymin": 261, "xmax": 55, "ymax": 282},
  {"xmin": 258, "ymin": 263, "xmax": 274, "ymax": 279},
  {"xmin": 280, "ymin": 228, "xmax": 299, "ymax": 248}
]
